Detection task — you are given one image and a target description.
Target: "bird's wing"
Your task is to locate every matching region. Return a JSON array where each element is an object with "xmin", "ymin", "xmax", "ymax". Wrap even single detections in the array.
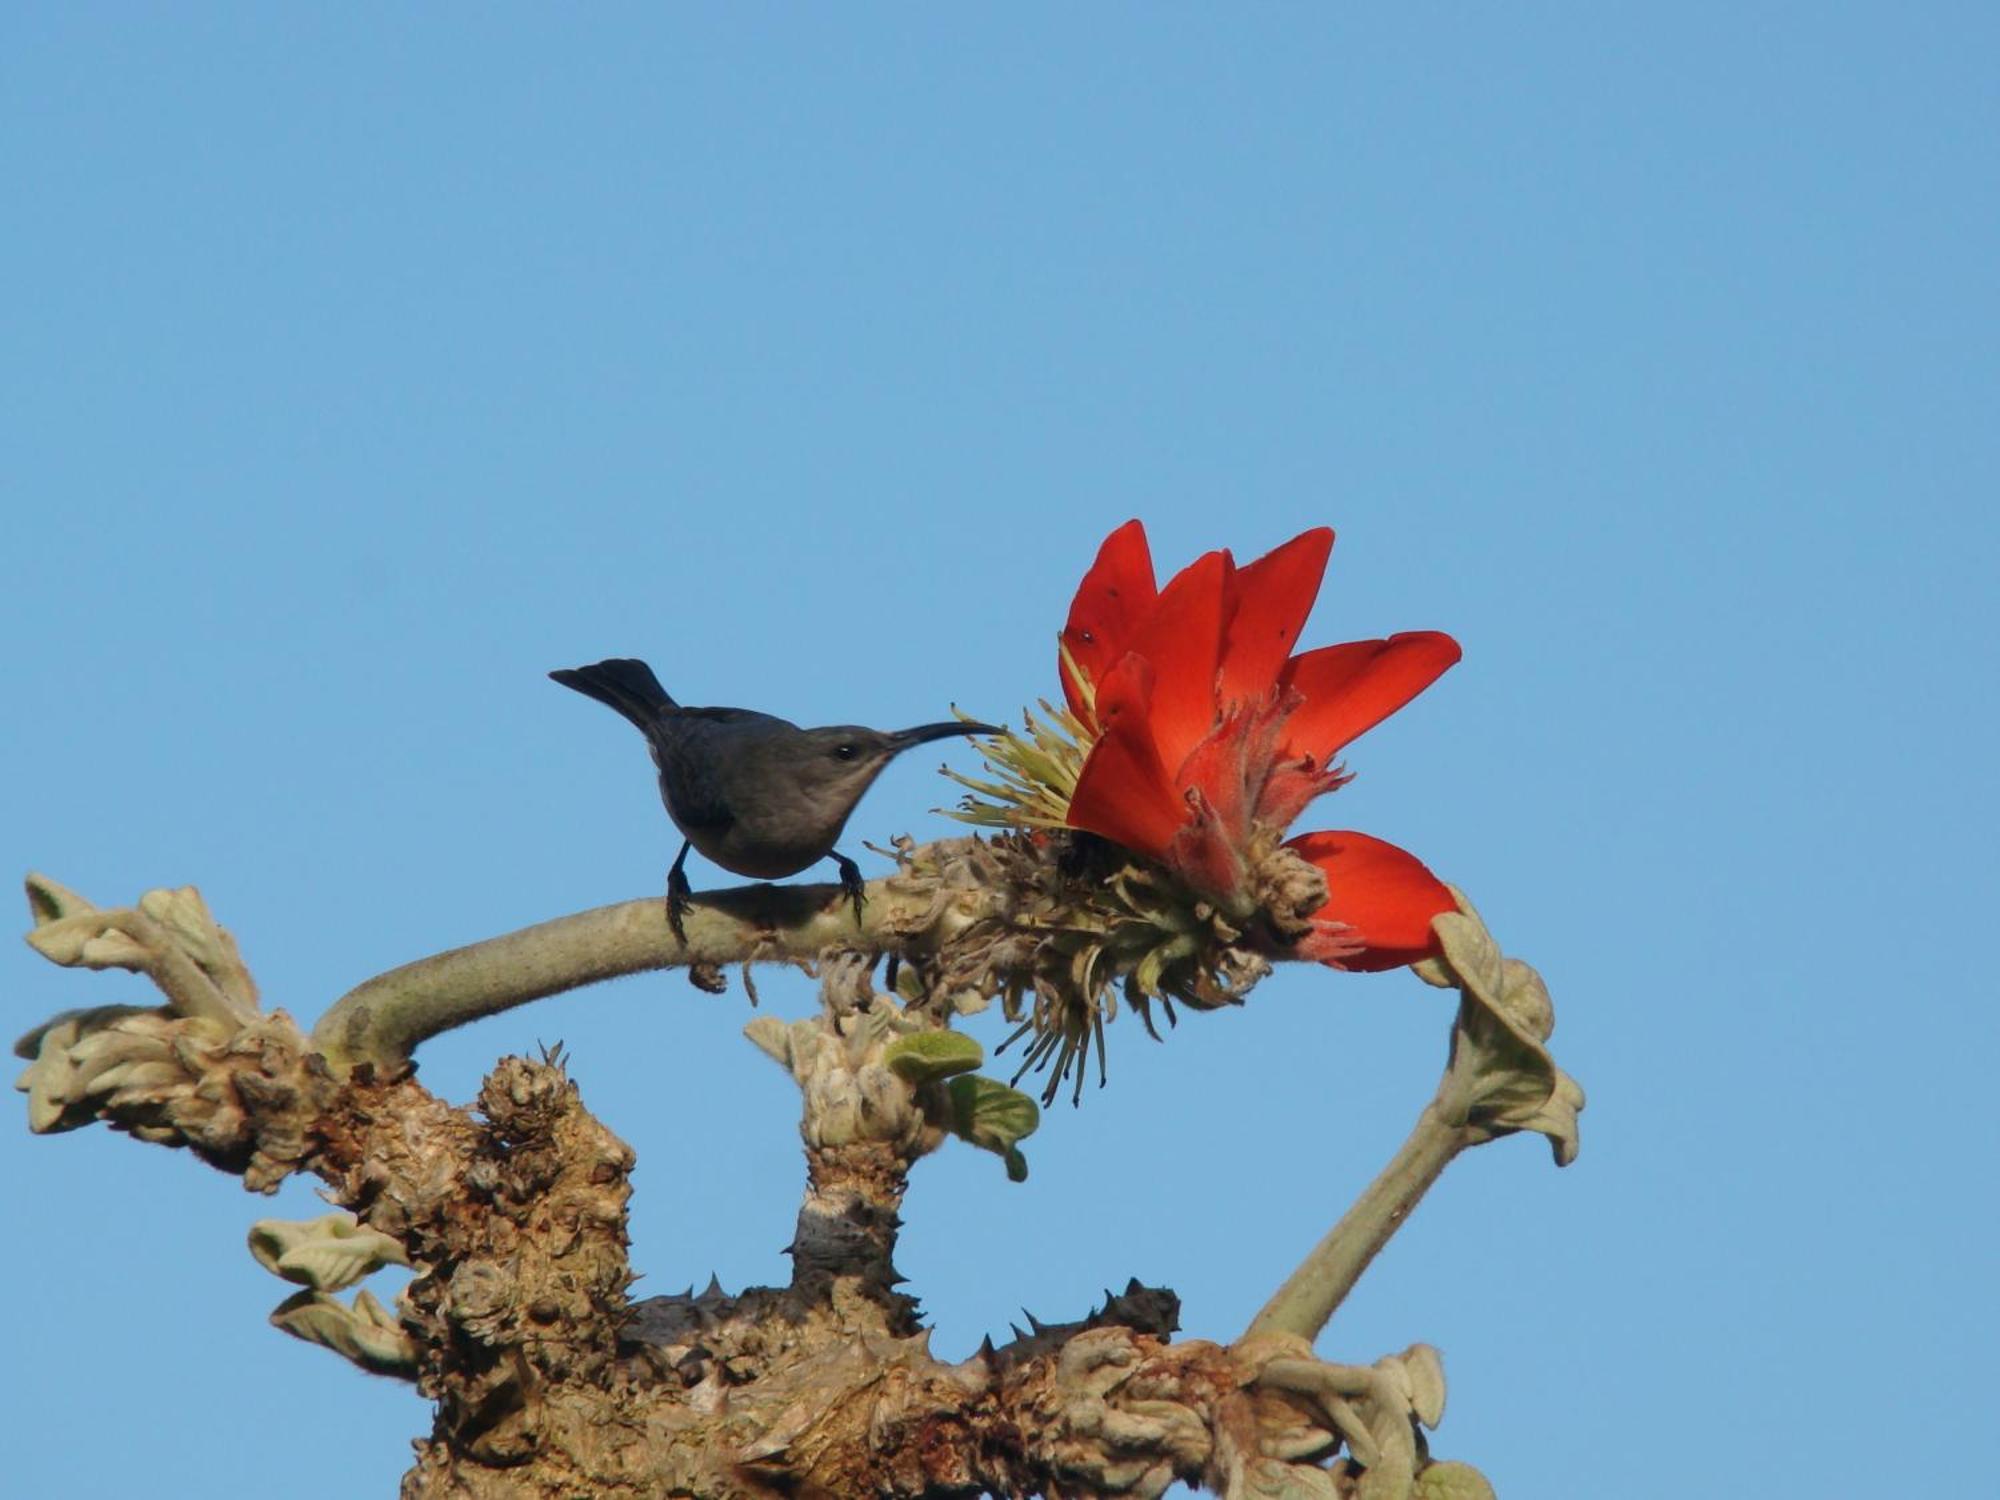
[{"xmin": 654, "ymin": 711, "xmax": 797, "ymax": 839}]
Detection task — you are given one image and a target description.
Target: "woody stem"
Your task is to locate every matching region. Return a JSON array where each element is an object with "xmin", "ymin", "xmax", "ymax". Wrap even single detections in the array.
[
  {"xmin": 311, "ymin": 883, "xmax": 895, "ymax": 1075},
  {"xmin": 1244, "ymin": 1082, "xmax": 1477, "ymax": 1343}
]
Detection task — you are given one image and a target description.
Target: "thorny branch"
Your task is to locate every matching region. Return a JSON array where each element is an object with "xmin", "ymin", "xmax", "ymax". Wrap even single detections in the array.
[{"xmin": 15, "ymin": 845, "xmax": 1577, "ymax": 1500}]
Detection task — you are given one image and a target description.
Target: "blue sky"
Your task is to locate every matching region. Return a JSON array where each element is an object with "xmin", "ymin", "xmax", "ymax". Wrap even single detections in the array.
[{"xmin": 4, "ymin": 8, "xmax": 1995, "ymax": 1496}]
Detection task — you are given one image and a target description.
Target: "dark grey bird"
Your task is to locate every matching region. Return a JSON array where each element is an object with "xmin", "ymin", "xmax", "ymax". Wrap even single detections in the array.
[{"xmin": 549, "ymin": 658, "xmax": 999, "ymax": 943}]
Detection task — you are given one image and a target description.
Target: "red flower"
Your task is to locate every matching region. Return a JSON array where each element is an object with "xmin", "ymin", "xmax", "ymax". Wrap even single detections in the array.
[
  {"xmin": 1282, "ymin": 831, "xmax": 1457, "ymax": 972},
  {"xmin": 1058, "ymin": 520, "xmax": 1459, "ymax": 968}
]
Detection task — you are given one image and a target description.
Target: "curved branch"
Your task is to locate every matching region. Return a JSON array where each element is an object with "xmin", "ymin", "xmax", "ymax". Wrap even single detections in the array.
[
  {"xmin": 1246, "ymin": 893, "xmax": 1584, "ymax": 1344},
  {"xmin": 311, "ymin": 867, "xmax": 1000, "ymax": 1074},
  {"xmin": 1245, "ymin": 1100, "xmax": 1472, "ymax": 1343}
]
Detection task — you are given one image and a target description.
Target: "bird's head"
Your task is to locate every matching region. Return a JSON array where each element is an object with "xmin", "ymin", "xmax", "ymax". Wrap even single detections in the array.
[{"xmin": 789, "ymin": 720, "xmax": 1001, "ymax": 814}]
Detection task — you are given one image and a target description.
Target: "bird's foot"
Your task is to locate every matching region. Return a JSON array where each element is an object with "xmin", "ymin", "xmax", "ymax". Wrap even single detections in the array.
[
  {"xmin": 832, "ymin": 852, "xmax": 866, "ymax": 927},
  {"xmin": 666, "ymin": 865, "xmax": 693, "ymax": 947}
]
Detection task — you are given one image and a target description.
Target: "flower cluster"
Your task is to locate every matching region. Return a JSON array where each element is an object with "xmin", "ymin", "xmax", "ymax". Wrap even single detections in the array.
[
  {"xmin": 947, "ymin": 519, "xmax": 1464, "ymax": 1099},
  {"xmin": 1059, "ymin": 519, "xmax": 1459, "ymax": 969}
]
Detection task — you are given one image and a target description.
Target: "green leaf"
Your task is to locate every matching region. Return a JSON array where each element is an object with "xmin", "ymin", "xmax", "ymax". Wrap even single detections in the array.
[
  {"xmin": 25, "ymin": 874, "xmax": 94, "ymax": 926},
  {"xmin": 945, "ymin": 1074, "xmax": 1040, "ymax": 1180},
  {"xmin": 1433, "ymin": 910, "xmax": 1504, "ymax": 1008},
  {"xmin": 883, "ymin": 1029, "xmax": 984, "ymax": 1085},
  {"xmin": 270, "ymin": 1289, "xmax": 418, "ymax": 1377},
  {"xmin": 1389, "ymin": 1343, "xmax": 1447, "ymax": 1429},
  {"xmin": 1425, "ymin": 892, "xmax": 1585, "ymax": 1167},
  {"xmin": 1409, "ymin": 952, "xmax": 1457, "ymax": 989},
  {"xmin": 248, "ymin": 1213, "xmax": 407, "ymax": 1291},
  {"xmin": 12, "ymin": 1005, "xmax": 153, "ymax": 1063},
  {"xmin": 1518, "ymin": 1067, "xmax": 1587, "ymax": 1167},
  {"xmin": 742, "ymin": 1015, "xmax": 796, "ymax": 1069}
]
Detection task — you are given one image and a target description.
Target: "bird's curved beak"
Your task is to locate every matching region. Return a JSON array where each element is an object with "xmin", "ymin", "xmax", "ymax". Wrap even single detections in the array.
[{"xmin": 890, "ymin": 720, "xmax": 1002, "ymax": 750}]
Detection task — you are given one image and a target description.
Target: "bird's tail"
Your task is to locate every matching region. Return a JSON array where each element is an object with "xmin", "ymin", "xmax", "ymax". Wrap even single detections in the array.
[{"xmin": 549, "ymin": 657, "xmax": 678, "ymax": 728}]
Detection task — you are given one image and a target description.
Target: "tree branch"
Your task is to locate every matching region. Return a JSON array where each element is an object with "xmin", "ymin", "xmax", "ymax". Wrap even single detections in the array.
[
  {"xmin": 312, "ymin": 844, "xmax": 1005, "ymax": 1074},
  {"xmin": 1246, "ymin": 1099, "xmax": 1473, "ymax": 1343},
  {"xmin": 1247, "ymin": 888, "xmax": 1585, "ymax": 1344},
  {"xmin": 15, "ymin": 866, "xmax": 1569, "ymax": 1498}
]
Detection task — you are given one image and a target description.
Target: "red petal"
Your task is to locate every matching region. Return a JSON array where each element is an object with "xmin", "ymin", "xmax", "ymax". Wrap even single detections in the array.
[
  {"xmin": 1125, "ymin": 549, "xmax": 1231, "ymax": 777},
  {"xmin": 1060, "ymin": 520, "xmax": 1158, "ymax": 724},
  {"xmin": 1277, "ymin": 632, "xmax": 1462, "ymax": 763},
  {"xmin": 1285, "ymin": 830, "xmax": 1454, "ymax": 970},
  {"xmin": 1218, "ymin": 527, "xmax": 1334, "ymax": 706},
  {"xmin": 1064, "ymin": 655, "xmax": 1187, "ymax": 861},
  {"xmin": 1091, "ymin": 649, "xmax": 1158, "ymax": 738},
  {"xmin": 1066, "ymin": 728, "xmax": 1188, "ymax": 862},
  {"xmin": 1066, "ymin": 730, "xmax": 1186, "ymax": 860}
]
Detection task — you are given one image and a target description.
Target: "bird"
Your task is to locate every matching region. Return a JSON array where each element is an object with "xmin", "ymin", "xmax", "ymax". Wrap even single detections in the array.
[{"xmin": 549, "ymin": 657, "xmax": 999, "ymax": 944}]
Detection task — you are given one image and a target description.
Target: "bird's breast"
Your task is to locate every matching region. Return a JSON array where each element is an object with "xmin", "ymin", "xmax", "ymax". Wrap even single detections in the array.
[{"xmin": 682, "ymin": 822, "xmax": 830, "ymax": 880}]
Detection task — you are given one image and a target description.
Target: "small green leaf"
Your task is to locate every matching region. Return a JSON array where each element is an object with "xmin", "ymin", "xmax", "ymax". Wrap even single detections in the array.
[
  {"xmin": 12, "ymin": 1005, "xmax": 152, "ymax": 1063},
  {"xmin": 270, "ymin": 1289, "xmax": 418, "ymax": 1377},
  {"xmin": 1497, "ymin": 957, "xmax": 1554, "ymax": 1042},
  {"xmin": 82, "ymin": 1058, "xmax": 184, "ymax": 1100},
  {"xmin": 945, "ymin": 1074, "xmax": 1040, "ymax": 1180},
  {"xmin": 22, "ymin": 913, "xmax": 99, "ymax": 966},
  {"xmin": 25, "ymin": 874, "xmax": 94, "ymax": 927},
  {"xmin": 1409, "ymin": 952, "xmax": 1457, "ymax": 989},
  {"xmin": 1393, "ymin": 1343, "xmax": 1447, "ymax": 1429},
  {"xmin": 884, "ymin": 1029, "xmax": 985, "ymax": 1085},
  {"xmin": 249, "ymin": 1213, "xmax": 407, "ymax": 1291},
  {"xmin": 1519, "ymin": 1067, "xmax": 1587, "ymax": 1167},
  {"xmin": 1433, "ymin": 910, "xmax": 1504, "ymax": 1007},
  {"xmin": 1424, "ymin": 892, "xmax": 1585, "ymax": 1167},
  {"xmin": 742, "ymin": 1016, "xmax": 795, "ymax": 1068}
]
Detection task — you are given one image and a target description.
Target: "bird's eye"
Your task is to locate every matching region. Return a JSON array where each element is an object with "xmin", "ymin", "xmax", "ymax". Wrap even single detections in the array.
[{"xmin": 834, "ymin": 743, "xmax": 858, "ymax": 761}]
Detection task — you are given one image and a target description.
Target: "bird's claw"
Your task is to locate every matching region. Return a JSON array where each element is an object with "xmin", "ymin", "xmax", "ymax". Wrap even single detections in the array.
[
  {"xmin": 832, "ymin": 852, "xmax": 866, "ymax": 927},
  {"xmin": 666, "ymin": 865, "xmax": 693, "ymax": 947}
]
